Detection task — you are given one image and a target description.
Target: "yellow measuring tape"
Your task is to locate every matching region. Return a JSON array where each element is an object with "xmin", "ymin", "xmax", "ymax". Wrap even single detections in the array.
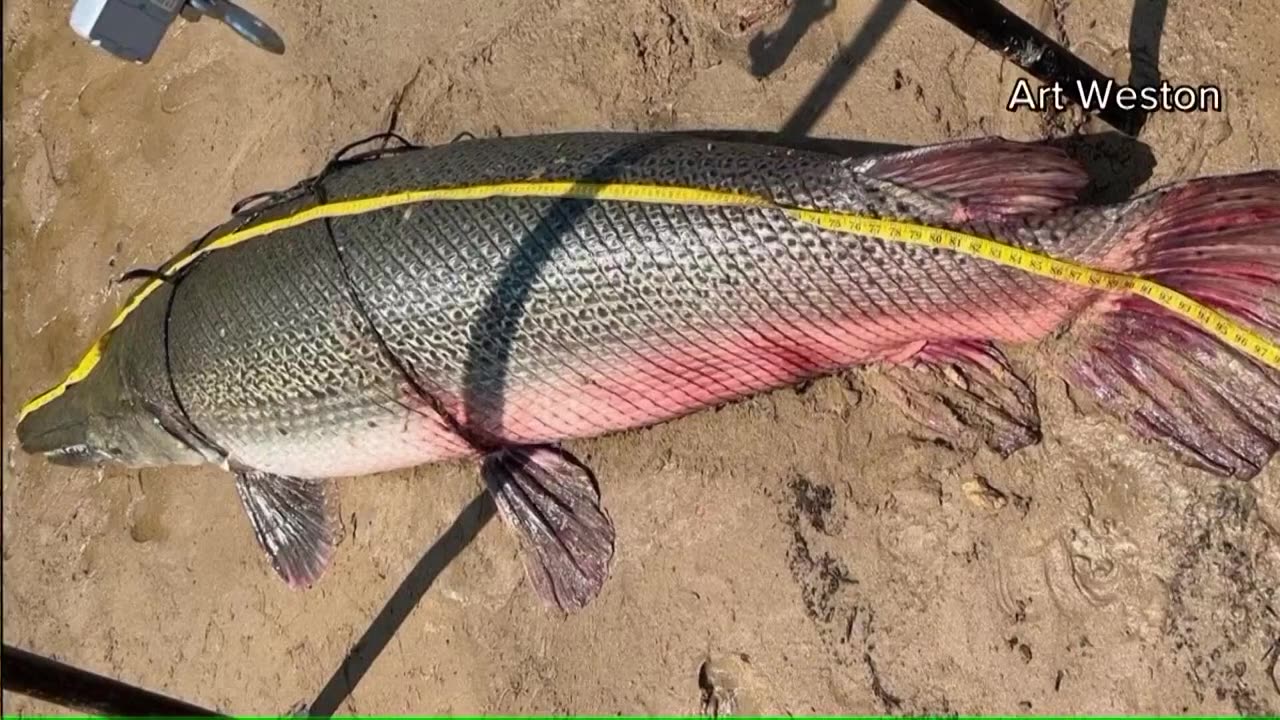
[{"xmin": 18, "ymin": 179, "xmax": 1280, "ymax": 421}]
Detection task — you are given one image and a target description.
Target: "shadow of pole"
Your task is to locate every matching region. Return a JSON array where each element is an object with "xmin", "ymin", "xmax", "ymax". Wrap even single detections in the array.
[
  {"xmin": 307, "ymin": 136, "xmax": 682, "ymax": 716},
  {"xmin": 749, "ymin": 0, "xmax": 839, "ymax": 78},
  {"xmin": 306, "ymin": 492, "xmax": 496, "ymax": 717},
  {"xmin": 311, "ymin": 12, "xmax": 916, "ymax": 705},
  {"xmin": 781, "ymin": 0, "xmax": 909, "ymax": 138},
  {"xmin": 458, "ymin": 137, "xmax": 683, "ymax": 438}
]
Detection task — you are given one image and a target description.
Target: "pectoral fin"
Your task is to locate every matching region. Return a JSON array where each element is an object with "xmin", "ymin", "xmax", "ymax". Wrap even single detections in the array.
[
  {"xmin": 481, "ymin": 446, "xmax": 615, "ymax": 612},
  {"xmin": 234, "ymin": 470, "xmax": 340, "ymax": 589}
]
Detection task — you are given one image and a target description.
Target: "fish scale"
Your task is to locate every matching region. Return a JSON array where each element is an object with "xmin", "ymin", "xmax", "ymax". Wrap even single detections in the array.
[
  {"xmin": 168, "ymin": 219, "xmax": 426, "ymax": 476},
  {"xmin": 280, "ymin": 194, "xmax": 1068, "ymax": 459},
  {"xmin": 16, "ymin": 131, "xmax": 1278, "ymax": 603},
  {"xmin": 11, "ymin": 136, "xmax": 1138, "ymax": 460}
]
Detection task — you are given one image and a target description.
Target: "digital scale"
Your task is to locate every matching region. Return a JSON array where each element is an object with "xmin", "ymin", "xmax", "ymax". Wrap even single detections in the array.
[{"xmin": 69, "ymin": 0, "xmax": 284, "ymax": 63}]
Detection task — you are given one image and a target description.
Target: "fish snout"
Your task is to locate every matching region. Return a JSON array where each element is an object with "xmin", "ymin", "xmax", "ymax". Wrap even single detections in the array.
[
  {"xmin": 43, "ymin": 444, "xmax": 114, "ymax": 467},
  {"xmin": 14, "ymin": 400, "xmax": 103, "ymax": 465}
]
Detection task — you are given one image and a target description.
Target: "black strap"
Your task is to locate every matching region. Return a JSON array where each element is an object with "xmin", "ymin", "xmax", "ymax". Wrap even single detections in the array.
[
  {"xmin": 154, "ymin": 254, "xmax": 230, "ymax": 461},
  {"xmin": 123, "ymin": 129, "xmax": 437, "ymax": 463},
  {"xmin": 2, "ymin": 644, "xmax": 225, "ymax": 717},
  {"xmin": 308, "ymin": 177, "xmax": 492, "ymax": 453},
  {"xmin": 117, "ymin": 267, "xmax": 176, "ymax": 284}
]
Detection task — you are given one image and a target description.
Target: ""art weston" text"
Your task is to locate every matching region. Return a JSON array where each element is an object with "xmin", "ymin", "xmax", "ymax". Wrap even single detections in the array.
[{"xmin": 1007, "ymin": 78, "xmax": 1223, "ymax": 113}]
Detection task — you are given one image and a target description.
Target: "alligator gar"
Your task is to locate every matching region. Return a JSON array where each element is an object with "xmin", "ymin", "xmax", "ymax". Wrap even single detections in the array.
[{"xmin": 15, "ymin": 132, "xmax": 1280, "ymax": 611}]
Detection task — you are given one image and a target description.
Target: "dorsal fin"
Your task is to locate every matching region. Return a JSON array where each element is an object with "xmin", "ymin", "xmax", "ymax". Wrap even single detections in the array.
[{"xmin": 854, "ymin": 137, "xmax": 1090, "ymax": 216}]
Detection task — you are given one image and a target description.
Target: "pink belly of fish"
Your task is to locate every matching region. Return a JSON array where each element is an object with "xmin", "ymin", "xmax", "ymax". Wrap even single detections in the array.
[
  {"xmin": 254, "ymin": 274, "xmax": 1083, "ymax": 480},
  {"xmin": 475, "ymin": 291, "xmax": 1077, "ymax": 446}
]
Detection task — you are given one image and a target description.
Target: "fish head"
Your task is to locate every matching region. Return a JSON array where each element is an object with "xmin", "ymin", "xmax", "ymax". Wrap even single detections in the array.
[{"xmin": 16, "ymin": 358, "xmax": 206, "ymax": 469}]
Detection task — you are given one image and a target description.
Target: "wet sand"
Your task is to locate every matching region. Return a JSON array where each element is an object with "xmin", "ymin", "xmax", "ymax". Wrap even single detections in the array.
[{"xmin": 3, "ymin": 0, "xmax": 1278, "ymax": 714}]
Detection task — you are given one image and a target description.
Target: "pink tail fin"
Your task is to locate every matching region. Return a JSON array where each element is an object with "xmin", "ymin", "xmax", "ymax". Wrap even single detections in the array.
[{"xmin": 1067, "ymin": 171, "xmax": 1280, "ymax": 478}]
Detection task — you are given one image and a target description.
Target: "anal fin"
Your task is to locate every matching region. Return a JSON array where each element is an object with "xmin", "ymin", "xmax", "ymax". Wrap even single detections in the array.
[
  {"xmin": 234, "ymin": 470, "xmax": 340, "ymax": 589},
  {"xmin": 872, "ymin": 340, "xmax": 1041, "ymax": 457},
  {"xmin": 482, "ymin": 446, "xmax": 615, "ymax": 612}
]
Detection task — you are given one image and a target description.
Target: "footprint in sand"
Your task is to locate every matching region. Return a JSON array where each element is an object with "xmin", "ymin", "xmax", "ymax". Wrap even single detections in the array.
[{"xmin": 126, "ymin": 475, "xmax": 170, "ymax": 544}]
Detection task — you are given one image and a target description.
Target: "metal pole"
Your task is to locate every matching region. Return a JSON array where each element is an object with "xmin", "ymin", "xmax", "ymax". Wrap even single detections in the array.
[
  {"xmin": 913, "ymin": 0, "xmax": 1148, "ymax": 135},
  {"xmin": 2, "ymin": 644, "xmax": 226, "ymax": 717}
]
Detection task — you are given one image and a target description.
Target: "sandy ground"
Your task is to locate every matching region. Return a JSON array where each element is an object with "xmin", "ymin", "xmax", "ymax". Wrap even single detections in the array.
[{"xmin": 3, "ymin": 0, "xmax": 1279, "ymax": 714}]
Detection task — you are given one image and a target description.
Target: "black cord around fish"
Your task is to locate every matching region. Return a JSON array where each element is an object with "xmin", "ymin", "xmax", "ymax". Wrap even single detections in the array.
[
  {"xmin": 306, "ymin": 174, "xmax": 496, "ymax": 456},
  {"xmin": 116, "ymin": 131, "xmax": 446, "ymax": 463}
]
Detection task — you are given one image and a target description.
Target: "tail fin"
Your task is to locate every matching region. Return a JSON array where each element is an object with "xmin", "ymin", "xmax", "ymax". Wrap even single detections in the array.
[{"xmin": 1066, "ymin": 171, "xmax": 1280, "ymax": 479}]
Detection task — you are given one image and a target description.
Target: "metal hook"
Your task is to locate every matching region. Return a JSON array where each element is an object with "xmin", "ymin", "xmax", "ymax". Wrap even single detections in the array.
[{"xmin": 185, "ymin": 0, "xmax": 285, "ymax": 55}]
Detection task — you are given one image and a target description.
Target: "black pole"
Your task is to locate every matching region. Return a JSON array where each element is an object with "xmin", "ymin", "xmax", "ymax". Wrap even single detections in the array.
[
  {"xmin": 1, "ymin": 644, "xmax": 226, "ymax": 717},
  {"xmin": 914, "ymin": 0, "xmax": 1148, "ymax": 135}
]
